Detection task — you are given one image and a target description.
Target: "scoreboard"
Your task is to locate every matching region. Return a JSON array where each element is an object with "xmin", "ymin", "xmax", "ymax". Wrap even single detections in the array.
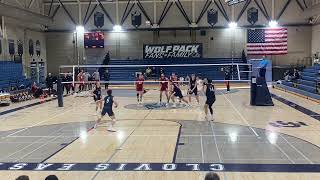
[{"xmin": 84, "ymin": 32, "xmax": 104, "ymax": 48}]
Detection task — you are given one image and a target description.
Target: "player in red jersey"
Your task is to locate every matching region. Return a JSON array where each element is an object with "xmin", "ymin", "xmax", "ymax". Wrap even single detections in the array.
[
  {"xmin": 135, "ymin": 73, "xmax": 145, "ymax": 105},
  {"xmin": 159, "ymin": 73, "xmax": 169, "ymax": 105},
  {"xmin": 168, "ymin": 73, "xmax": 177, "ymax": 99},
  {"xmin": 77, "ymin": 69, "xmax": 85, "ymax": 92}
]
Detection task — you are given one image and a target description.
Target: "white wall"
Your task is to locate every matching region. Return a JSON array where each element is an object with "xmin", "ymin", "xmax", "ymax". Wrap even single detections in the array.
[
  {"xmin": 312, "ymin": 24, "xmax": 320, "ymax": 56},
  {"xmin": 0, "ymin": 18, "xmax": 47, "ymax": 77},
  {"xmin": 42, "ymin": 0, "xmax": 315, "ymax": 74}
]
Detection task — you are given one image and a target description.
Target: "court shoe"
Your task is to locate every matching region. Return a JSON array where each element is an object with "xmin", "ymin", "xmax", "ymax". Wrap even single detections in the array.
[
  {"xmin": 107, "ymin": 125, "xmax": 116, "ymax": 132},
  {"xmin": 172, "ymin": 103, "xmax": 176, "ymax": 108}
]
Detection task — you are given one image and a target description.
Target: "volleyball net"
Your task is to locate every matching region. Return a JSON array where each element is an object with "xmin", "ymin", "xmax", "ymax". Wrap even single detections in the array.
[{"xmin": 59, "ymin": 63, "xmax": 252, "ymax": 89}]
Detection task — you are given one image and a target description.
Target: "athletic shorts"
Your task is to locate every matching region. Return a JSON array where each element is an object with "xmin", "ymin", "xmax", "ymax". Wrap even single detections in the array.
[
  {"xmin": 188, "ymin": 88, "xmax": 198, "ymax": 95},
  {"xmin": 101, "ymin": 108, "xmax": 114, "ymax": 117},
  {"xmin": 136, "ymin": 87, "xmax": 144, "ymax": 92},
  {"xmin": 160, "ymin": 86, "xmax": 168, "ymax": 91},
  {"xmin": 205, "ymin": 98, "xmax": 215, "ymax": 106},
  {"xmin": 94, "ymin": 97, "xmax": 102, "ymax": 102},
  {"xmin": 174, "ymin": 89, "xmax": 183, "ymax": 99}
]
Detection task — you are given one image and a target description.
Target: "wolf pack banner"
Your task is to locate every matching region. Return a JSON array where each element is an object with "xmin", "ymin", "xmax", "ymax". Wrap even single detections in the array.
[{"xmin": 143, "ymin": 43, "xmax": 203, "ymax": 59}]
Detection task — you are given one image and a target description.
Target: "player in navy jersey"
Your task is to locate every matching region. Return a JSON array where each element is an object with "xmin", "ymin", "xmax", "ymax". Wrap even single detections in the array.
[
  {"xmin": 188, "ymin": 74, "xmax": 200, "ymax": 104},
  {"xmin": 93, "ymin": 82, "xmax": 102, "ymax": 112},
  {"xmin": 204, "ymin": 79, "xmax": 216, "ymax": 121},
  {"xmin": 95, "ymin": 89, "xmax": 118, "ymax": 131},
  {"xmin": 170, "ymin": 76, "xmax": 189, "ymax": 107}
]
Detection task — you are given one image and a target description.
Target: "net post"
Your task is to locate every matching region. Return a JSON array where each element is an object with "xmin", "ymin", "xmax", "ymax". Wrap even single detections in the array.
[
  {"xmin": 72, "ymin": 65, "xmax": 75, "ymax": 87},
  {"xmin": 237, "ymin": 64, "xmax": 241, "ymax": 81},
  {"xmin": 57, "ymin": 77, "xmax": 64, "ymax": 107}
]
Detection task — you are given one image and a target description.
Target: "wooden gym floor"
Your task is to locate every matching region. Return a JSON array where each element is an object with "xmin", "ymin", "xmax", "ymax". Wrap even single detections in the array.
[{"xmin": 0, "ymin": 86, "xmax": 320, "ymax": 180}]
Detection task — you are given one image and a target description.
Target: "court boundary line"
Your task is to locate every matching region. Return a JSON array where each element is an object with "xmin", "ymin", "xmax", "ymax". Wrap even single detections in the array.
[
  {"xmin": 271, "ymin": 93, "xmax": 320, "ymax": 121},
  {"xmin": 90, "ymin": 110, "xmax": 153, "ymax": 180},
  {"xmin": 220, "ymin": 92, "xmax": 260, "ymax": 137},
  {"xmin": 40, "ymin": 126, "xmax": 95, "ymax": 163},
  {"xmin": 172, "ymin": 123, "xmax": 182, "ymax": 163}
]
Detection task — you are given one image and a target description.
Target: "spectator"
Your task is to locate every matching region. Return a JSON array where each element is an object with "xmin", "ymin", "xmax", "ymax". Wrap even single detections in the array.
[
  {"xmin": 160, "ymin": 68, "xmax": 165, "ymax": 76},
  {"xmin": 222, "ymin": 66, "xmax": 231, "ymax": 92},
  {"xmin": 185, "ymin": 75, "xmax": 190, "ymax": 82},
  {"xmin": 292, "ymin": 68, "xmax": 300, "ymax": 88},
  {"xmin": 152, "ymin": 67, "xmax": 156, "ymax": 78},
  {"xmin": 46, "ymin": 73, "xmax": 54, "ymax": 95},
  {"xmin": 145, "ymin": 67, "xmax": 152, "ymax": 78},
  {"xmin": 16, "ymin": 175, "xmax": 29, "ymax": 180},
  {"xmin": 84, "ymin": 70, "xmax": 91, "ymax": 90},
  {"xmin": 314, "ymin": 54, "xmax": 319, "ymax": 64},
  {"xmin": 62, "ymin": 74, "xmax": 68, "ymax": 94},
  {"xmin": 284, "ymin": 70, "xmax": 291, "ymax": 81},
  {"xmin": 204, "ymin": 172, "xmax": 220, "ymax": 180},
  {"xmin": 179, "ymin": 76, "xmax": 185, "ymax": 86},
  {"xmin": 92, "ymin": 69, "xmax": 100, "ymax": 81},
  {"xmin": 104, "ymin": 69, "xmax": 110, "ymax": 89},
  {"xmin": 45, "ymin": 175, "xmax": 59, "ymax": 180},
  {"xmin": 292, "ymin": 68, "xmax": 300, "ymax": 80},
  {"xmin": 67, "ymin": 72, "xmax": 74, "ymax": 94},
  {"xmin": 31, "ymin": 82, "xmax": 43, "ymax": 98}
]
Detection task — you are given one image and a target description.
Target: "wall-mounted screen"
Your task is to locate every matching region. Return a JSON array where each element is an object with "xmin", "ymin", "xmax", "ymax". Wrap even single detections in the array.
[{"xmin": 84, "ymin": 32, "xmax": 104, "ymax": 48}]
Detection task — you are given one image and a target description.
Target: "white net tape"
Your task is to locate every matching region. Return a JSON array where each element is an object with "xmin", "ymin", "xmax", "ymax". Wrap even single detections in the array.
[{"xmin": 59, "ymin": 63, "xmax": 252, "ymax": 86}]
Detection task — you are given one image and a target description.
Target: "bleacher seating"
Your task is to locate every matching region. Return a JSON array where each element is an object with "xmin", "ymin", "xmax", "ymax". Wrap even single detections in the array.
[
  {"xmin": 276, "ymin": 64, "xmax": 320, "ymax": 100},
  {"xmin": 104, "ymin": 58, "xmax": 248, "ymax": 81},
  {"xmin": 0, "ymin": 61, "xmax": 32, "ymax": 91}
]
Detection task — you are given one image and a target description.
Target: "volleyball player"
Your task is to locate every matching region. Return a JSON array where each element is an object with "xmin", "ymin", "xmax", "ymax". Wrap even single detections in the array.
[
  {"xmin": 95, "ymin": 89, "xmax": 118, "ymax": 132},
  {"xmin": 188, "ymin": 74, "xmax": 199, "ymax": 104},
  {"xmin": 159, "ymin": 73, "xmax": 169, "ymax": 105},
  {"xmin": 204, "ymin": 79, "xmax": 216, "ymax": 121},
  {"xmin": 222, "ymin": 66, "xmax": 231, "ymax": 92},
  {"xmin": 136, "ymin": 73, "xmax": 145, "ymax": 105},
  {"xmin": 170, "ymin": 75, "xmax": 189, "ymax": 107},
  {"xmin": 196, "ymin": 76, "xmax": 204, "ymax": 95},
  {"xmin": 77, "ymin": 69, "xmax": 85, "ymax": 92},
  {"xmin": 93, "ymin": 82, "xmax": 102, "ymax": 112}
]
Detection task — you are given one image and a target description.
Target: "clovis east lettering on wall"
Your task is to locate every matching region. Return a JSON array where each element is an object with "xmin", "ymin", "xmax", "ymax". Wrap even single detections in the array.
[{"xmin": 143, "ymin": 43, "xmax": 203, "ymax": 59}]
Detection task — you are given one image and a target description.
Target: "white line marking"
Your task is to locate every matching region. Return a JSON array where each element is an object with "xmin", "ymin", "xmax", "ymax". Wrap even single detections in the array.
[
  {"xmin": 7, "ymin": 134, "xmax": 256, "ymax": 138},
  {"xmin": 200, "ymin": 134, "xmax": 204, "ymax": 163},
  {"xmin": 14, "ymin": 135, "xmax": 63, "ymax": 162},
  {"xmin": 4, "ymin": 99, "xmax": 92, "ymax": 138},
  {"xmin": 221, "ymin": 92, "xmax": 259, "ymax": 137},
  {"xmin": 0, "ymin": 126, "xmax": 65, "ymax": 161},
  {"xmin": 210, "ymin": 122, "xmax": 222, "ymax": 163},
  {"xmin": 280, "ymin": 134, "xmax": 313, "ymax": 164},
  {"xmin": 274, "ymin": 142, "xmax": 295, "ymax": 164}
]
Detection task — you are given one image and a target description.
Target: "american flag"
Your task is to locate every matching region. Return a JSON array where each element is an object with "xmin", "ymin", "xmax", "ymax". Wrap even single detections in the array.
[{"xmin": 247, "ymin": 28, "xmax": 288, "ymax": 55}]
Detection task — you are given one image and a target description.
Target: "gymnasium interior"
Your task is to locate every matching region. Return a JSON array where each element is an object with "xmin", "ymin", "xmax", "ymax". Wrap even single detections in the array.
[{"xmin": 0, "ymin": 0, "xmax": 320, "ymax": 179}]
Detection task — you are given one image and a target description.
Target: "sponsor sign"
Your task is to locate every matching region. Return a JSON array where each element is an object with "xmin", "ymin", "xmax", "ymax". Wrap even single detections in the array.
[{"xmin": 143, "ymin": 43, "xmax": 203, "ymax": 59}]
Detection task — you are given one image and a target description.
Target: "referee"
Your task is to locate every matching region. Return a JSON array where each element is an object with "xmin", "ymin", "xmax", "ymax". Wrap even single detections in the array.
[{"xmin": 259, "ymin": 56, "xmax": 268, "ymax": 79}]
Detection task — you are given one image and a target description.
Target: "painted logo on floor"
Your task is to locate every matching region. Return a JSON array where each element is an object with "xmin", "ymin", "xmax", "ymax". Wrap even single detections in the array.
[
  {"xmin": 269, "ymin": 121, "xmax": 308, "ymax": 128},
  {"xmin": 1, "ymin": 163, "xmax": 320, "ymax": 172},
  {"xmin": 124, "ymin": 103, "xmax": 187, "ymax": 110}
]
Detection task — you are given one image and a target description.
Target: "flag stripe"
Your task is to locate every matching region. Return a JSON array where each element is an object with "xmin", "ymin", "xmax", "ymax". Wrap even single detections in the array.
[{"xmin": 247, "ymin": 28, "xmax": 288, "ymax": 55}]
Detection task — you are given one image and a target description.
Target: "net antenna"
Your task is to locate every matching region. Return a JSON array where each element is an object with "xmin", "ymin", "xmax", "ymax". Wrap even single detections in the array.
[{"xmin": 59, "ymin": 63, "xmax": 252, "ymax": 84}]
